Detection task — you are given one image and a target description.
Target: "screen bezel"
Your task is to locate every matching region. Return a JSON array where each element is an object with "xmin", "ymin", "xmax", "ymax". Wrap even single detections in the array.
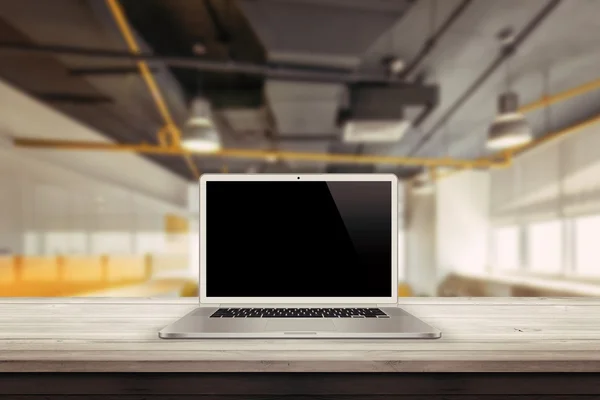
[{"xmin": 199, "ymin": 173, "xmax": 398, "ymax": 305}]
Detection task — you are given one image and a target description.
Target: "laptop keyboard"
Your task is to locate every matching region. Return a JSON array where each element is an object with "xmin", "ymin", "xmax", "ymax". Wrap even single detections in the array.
[{"xmin": 210, "ymin": 308, "xmax": 389, "ymax": 319}]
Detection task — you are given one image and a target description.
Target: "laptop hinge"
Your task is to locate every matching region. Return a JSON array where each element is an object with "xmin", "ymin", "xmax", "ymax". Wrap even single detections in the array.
[{"xmin": 201, "ymin": 303, "xmax": 387, "ymax": 308}]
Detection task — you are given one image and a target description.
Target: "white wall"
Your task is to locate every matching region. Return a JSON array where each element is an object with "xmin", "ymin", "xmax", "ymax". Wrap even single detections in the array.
[
  {"xmin": 404, "ymin": 170, "xmax": 491, "ymax": 295},
  {"xmin": 0, "ymin": 135, "xmax": 189, "ymax": 258},
  {"xmin": 405, "ymin": 127, "xmax": 600, "ymax": 294},
  {"xmin": 490, "ymin": 122, "xmax": 600, "ymax": 223},
  {"xmin": 405, "ymin": 186, "xmax": 437, "ymax": 296},
  {"xmin": 0, "ymin": 173, "xmax": 22, "ymax": 254},
  {"xmin": 436, "ymin": 170, "xmax": 490, "ymax": 277},
  {"xmin": 187, "ymin": 184, "xmax": 200, "ymax": 278}
]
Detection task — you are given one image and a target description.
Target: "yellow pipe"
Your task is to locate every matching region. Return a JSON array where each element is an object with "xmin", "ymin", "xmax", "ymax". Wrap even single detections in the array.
[
  {"xmin": 483, "ymin": 77, "xmax": 600, "ymax": 161},
  {"xmin": 416, "ymin": 109, "xmax": 597, "ymax": 184},
  {"xmin": 421, "ymin": 78, "xmax": 600, "ymax": 174},
  {"xmin": 157, "ymin": 126, "xmax": 169, "ymax": 147},
  {"xmin": 430, "ymin": 92, "xmax": 600, "ymax": 182},
  {"xmin": 14, "ymin": 64, "xmax": 600, "ymax": 175},
  {"xmin": 16, "ymin": 106, "xmax": 596, "ymax": 174},
  {"xmin": 12, "ymin": 138, "xmax": 502, "ymax": 168},
  {"xmin": 486, "ymin": 111, "xmax": 600, "ymax": 164},
  {"xmin": 428, "ymin": 111, "xmax": 600, "ymax": 183},
  {"xmin": 418, "ymin": 151, "xmax": 513, "ymax": 183},
  {"xmin": 519, "ymin": 77, "xmax": 600, "ymax": 114},
  {"xmin": 429, "ymin": 77, "xmax": 600, "ymax": 178},
  {"xmin": 430, "ymin": 168, "xmax": 460, "ymax": 181},
  {"xmin": 102, "ymin": 0, "xmax": 600, "ymax": 180},
  {"xmin": 105, "ymin": 0, "xmax": 200, "ymax": 179},
  {"xmin": 492, "ymin": 154, "xmax": 513, "ymax": 168},
  {"xmin": 420, "ymin": 112, "xmax": 594, "ymax": 183}
]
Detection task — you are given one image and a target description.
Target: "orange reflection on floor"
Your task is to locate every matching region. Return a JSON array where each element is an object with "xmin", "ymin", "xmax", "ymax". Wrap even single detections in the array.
[{"xmin": 0, "ymin": 255, "xmax": 191, "ymax": 297}]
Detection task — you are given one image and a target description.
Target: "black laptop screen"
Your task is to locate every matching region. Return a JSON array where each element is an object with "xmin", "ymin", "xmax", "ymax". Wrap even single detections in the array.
[{"xmin": 205, "ymin": 180, "xmax": 393, "ymax": 297}]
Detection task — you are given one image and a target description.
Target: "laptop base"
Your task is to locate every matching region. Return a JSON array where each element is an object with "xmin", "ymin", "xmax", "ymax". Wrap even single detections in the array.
[{"xmin": 159, "ymin": 306, "xmax": 441, "ymax": 339}]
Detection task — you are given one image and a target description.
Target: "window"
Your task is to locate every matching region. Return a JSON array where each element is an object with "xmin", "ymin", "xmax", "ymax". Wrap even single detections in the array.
[
  {"xmin": 24, "ymin": 232, "xmax": 40, "ymax": 255},
  {"xmin": 492, "ymin": 226, "xmax": 520, "ymax": 271},
  {"xmin": 574, "ymin": 215, "xmax": 600, "ymax": 278},
  {"xmin": 526, "ymin": 220, "xmax": 562, "ymax": 275},
  {"xmin": 90, "ymin": 232, "xmax": 132, "ymax": 255},
  {"xmin": 134, "ymin": 232, "xmax": 164, "ymax": 255},
  {"xmin": 44, "ymin": 232, "xmax": 70, "ymax": 255},
  {"xmin": 69, "ymin": 231, "xmax": 88, "ymax": 254}
]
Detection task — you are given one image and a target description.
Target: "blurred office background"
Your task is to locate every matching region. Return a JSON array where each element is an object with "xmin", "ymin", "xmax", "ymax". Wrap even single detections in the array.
[{"xmin": 1, "ymin": 0, "xmax": 600, "ymax": 298}]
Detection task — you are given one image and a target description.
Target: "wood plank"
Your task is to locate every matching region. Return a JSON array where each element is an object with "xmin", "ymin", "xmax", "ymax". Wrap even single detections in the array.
[
  {"xmin": 0, "ymin": 298, "xmax": 599, "ymax": 372},
  {"xmin": 0, "ymin": 303, "xmax": 598, "ymax": 317},
  {"xmin": 3, "ymin": 339, "xmax": 600, "ymax": 351}
]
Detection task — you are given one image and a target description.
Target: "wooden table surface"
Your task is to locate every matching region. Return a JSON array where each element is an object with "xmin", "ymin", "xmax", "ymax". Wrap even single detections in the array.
[{"xmin": 1, "ymin": 297, "xmax": 600, "ymax": 373}]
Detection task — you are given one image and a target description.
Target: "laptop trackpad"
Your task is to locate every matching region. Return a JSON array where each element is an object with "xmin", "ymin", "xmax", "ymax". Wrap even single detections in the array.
[{"xmin": 265, "ymin": 319, "xmax": 337, "ymax": 332}]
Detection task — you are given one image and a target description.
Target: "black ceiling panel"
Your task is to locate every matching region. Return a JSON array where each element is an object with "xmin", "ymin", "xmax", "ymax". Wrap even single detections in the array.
[{"xmin": 119, "ymin": 0, "xmax": 266, "ymax": 101}]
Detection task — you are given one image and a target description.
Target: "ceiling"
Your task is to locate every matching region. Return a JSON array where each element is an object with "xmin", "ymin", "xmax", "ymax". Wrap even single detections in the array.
[{"xmin": 0, "ymin": 0, "xmax": 599, "ymax": 180}]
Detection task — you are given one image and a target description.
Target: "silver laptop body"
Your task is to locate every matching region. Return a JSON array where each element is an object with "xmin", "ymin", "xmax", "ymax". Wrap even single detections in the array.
[{"xmin": 159, "ymin": 173, "xmax": 440, "ymax": 339}]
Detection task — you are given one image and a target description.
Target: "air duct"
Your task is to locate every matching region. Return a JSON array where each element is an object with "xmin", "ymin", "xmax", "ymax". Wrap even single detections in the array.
[
  {"xmin": 343, "ymin": 120, "xmax": 412, "ymax": 143},
  {"xmin": 340, "ymin": 82, "xmax": 439, "ymax": 143}
]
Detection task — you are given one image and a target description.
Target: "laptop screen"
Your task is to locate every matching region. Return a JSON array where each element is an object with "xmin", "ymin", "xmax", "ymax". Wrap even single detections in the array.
[{"xmin": 205, "ymin": 180, "xmax": 393, "ymax": 298}]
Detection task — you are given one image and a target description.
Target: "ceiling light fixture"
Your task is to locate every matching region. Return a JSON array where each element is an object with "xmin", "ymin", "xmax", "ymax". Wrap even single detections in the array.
[
  {"xmin": 181, "ymin": 97, "xmax": 221, "ymax": 152},
  {"xmin": 486, "ymin": 28, "xmax": 532, "ymax": 151},
  {"xmin": 486, "ymin": 91, "xmax": 532, "ymax": 150},
  {"xmin": 342, "ymin": 120, "xmax": 411, "ymax": 143},
  {"xmin": 181, "ymin": 125, "xmax": 221, "ymax": 152}
]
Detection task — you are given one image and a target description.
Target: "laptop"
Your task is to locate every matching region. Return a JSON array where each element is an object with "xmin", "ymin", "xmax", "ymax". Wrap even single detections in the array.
[{"xmin": 159, "ymin": 173, "xmax": 441, "ymax": 339}]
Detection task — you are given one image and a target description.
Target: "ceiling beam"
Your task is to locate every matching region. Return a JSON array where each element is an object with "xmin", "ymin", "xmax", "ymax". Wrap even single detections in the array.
[
  {"xmin": 274, "ymin": 134, "xmax": 340, "ymax": 142},
  {"xmin": 398, "ymin": 0, "xmax": 474, "ymax": 80},
  {"xmin": 12, "ymin": 137, "xmax": 505, "ymax": 169},
  {"xmin": 0, "ymin": 42, "xmax": 439, "ymax": 84},
  {"xmin": 68, "ymin": 66, "xmax": 158, "ymax": 76},
  {"xmin": 245, "ymin": 0, "xmax": 414, "ymax": 13},
  {"xmin": 34, "ymin": 93, "xmax": 113, "ymax": 104}
]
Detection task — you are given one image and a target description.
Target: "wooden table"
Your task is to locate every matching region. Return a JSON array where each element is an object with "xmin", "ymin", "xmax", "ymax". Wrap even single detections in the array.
[{"xmin": 1, "ymin": 297, "xmax": 600, "ymax": 399}]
